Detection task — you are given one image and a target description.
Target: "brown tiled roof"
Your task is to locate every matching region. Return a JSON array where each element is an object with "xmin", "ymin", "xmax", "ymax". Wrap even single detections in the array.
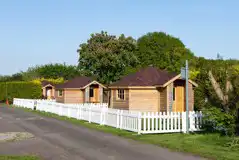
[
  {"xmin": 41, "ymin": 80, "xmax": 54, "ymax": 87},
  {"xmin": 55, "ymin": 76, "xmax": 93, "ymax": 89},
  {"xmin": 109, "ymin": 66, "xmax": 178, "ymax": 87}
]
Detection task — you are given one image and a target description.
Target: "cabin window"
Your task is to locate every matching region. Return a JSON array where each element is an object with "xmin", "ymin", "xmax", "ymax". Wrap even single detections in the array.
[
  {"xmin": 173, "ymin": 87, "xmax": 175, "ymax": 101},
  {"xmin": 58, "ymin": 90, "xmax": 63, "ymax": 97},
  {"xmin": 90, "ymin": 88, "xmax": 94, "ymax": 97},
  {"xmin": 117, "ymin": 89, "xmax": 125, "ymax": 100}
]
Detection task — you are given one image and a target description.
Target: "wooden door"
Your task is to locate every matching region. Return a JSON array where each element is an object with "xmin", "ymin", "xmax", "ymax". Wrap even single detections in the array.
[
  {"xmin": 94, "ymin": 87, "xmax": 99, "ymax": 103},
  {"xmin": 89, "ymin": 86, "xmax": 99, "ymax": 103},
  {"xmin": 47, "ymin": 89, "xmax": 52, "ymax": 99},
  {"xmin": 175, "ymin": 86, "xmax": 185, "ymax": 112}
]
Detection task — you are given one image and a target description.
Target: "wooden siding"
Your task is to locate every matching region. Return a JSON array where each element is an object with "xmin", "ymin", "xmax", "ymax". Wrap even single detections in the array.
[
  {"xmin": 129, "ymin": 89, "xmax": 159, "ymax": 112},
  {"xmin": 188, "ymin": 82, "xmax": 194, "ymax": 111},
  {"xmin": 42, "ymin": 88, "xmax": 46, "ymax": 97},
  {"xmin": 64, "ymin": 89, "xmax": 84, "ymax": 104},
  {"xmin": 55, "ymin": 89, "xmax": 64, "ymax": 103},
  {"xmin": 103, "ymin": 89, "xmax": 109, "ymax": 103},
  {"xmin": 167, "ymin": 82, "xmax": 174, "ymax": 112},
  {"xmin": 159, "ymin": 87, "xmax": 167, "ymax": 112},
  {"xmin": 111, "ymin": 89, "xmax": 129, "ymax": 110}
]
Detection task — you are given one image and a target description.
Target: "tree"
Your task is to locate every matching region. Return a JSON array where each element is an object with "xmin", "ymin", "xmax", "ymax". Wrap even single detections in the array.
[
  {"xmin": 192, "ymin": 56, "xmax": 239, "ymax": 135},
  {"xmin": 77, "ymin": 31, "xmax": 138, "ymax": 84},
  {"xmin": 0, "ymin": 73, "xmax": 23, "ymax": 82},
  {"xmin": 135, "ymin": 32, "xmax": 195, "ymax": 73},
  {"xmin": 21, "ymin": 63, "xmax": 80, "ymax": 81}
]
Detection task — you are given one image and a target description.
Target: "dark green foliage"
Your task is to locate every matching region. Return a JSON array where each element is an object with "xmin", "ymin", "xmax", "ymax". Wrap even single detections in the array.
[
  {"xmin": 0, "ymin": 73, "xmax": 24, "ymax": 82},
  {"xmin": 202, "ymin": 107, "xmax": 236, "ymax": 136},
  {"xmin": 136, "ymin": 32, "xmax": 195, "ymax": 73},
  {"xmin": 192, "ymin": 57, "xmax": 239, "ymax": 135},
  {"xmin": 78, "ymin": 31, "xmax": 138, "ymax": 84},
  {"xmin": 21, "ymin": 63, "xmax": 80, "ymax": 80},
  {"xmin": 1, "ymin": 63, "xmax": 80, "ymax": 82},
  {"xmin": 0, "ymin": 82, "xmax": 42, "ymax": 104}
]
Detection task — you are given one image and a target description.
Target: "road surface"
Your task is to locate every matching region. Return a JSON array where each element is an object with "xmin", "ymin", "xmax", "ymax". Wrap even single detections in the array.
[{"xmin": 0, "ymin": 106, "xmax": 204, "ymax": 160}]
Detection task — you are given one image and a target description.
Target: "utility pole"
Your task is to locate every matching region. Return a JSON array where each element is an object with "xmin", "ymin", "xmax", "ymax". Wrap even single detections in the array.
[
  {"xmin": 185, "ymin": 60, "xmax": 189, "ymax": 133},
  {"xmin": 181, "ymin": 60, "xmax": 189, "ymax": 133}
]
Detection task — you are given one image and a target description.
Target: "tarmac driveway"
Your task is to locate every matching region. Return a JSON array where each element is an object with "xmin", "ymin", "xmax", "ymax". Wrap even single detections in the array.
[{"xmin": 0, "ymin": 106, "xmax": 204, "ymax": 160}]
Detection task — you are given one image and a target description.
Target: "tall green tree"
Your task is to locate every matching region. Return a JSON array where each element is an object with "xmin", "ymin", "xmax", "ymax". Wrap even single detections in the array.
[
  {"xmin": 21, "ymin": 63, "xmax": 80, "ymax": 81},
  {"xmin": 0, "ymin": 73, "xmax": 23, "ymax": 82},
  {"xmin": 192, "ymin": 56, "xmax": 239, "ymax": 135},
  {"xmin": 77, "ymin": 31, "xmax": 138, "ymax": 84},
  {"xmin": 136, "ymin": 32, "xmax": 195, "ymax": 73}
]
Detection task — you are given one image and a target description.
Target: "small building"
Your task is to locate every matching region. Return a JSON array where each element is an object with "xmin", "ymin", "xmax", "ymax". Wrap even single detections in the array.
[
  {"xmin": 55, "ymin": 76, "xmax": 107, "ymax": 104},
  {"xmin": 41, "ymin": 80, "xmax": 55, "ymax": 99},
  {"xmin": 108, "ymin": 66, "xmax": 197, "ymax": 112}
]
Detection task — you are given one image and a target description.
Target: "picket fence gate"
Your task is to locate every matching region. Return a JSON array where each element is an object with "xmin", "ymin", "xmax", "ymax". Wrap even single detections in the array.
[{"xmin": 13, "ymin": 98, "xmax": 203, "ymax": 134}]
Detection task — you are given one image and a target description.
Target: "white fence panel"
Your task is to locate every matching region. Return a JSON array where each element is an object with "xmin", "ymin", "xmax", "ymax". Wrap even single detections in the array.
[
  {"xmin": 105, "ymin": 108, "xmax": 119, "ymax": 128},
  {"xmin": 13, "ymin": 98, "xmax": 203, "ymax": 134},
  {"xmin": 120, "ymin": 110, "xmax": 139, "ymax": 132},
  {"xmin": 141, "ymin": 112, "xmax": 182, "ymax": 134}
]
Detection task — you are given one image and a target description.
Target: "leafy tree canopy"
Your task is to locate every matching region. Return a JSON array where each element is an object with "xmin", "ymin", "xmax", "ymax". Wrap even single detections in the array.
[
  {"xmin": 21, "ymin": 63, "xmax": 80, "ymax": 81},
  {"xmin": 77, "ymin": 31, "xmax": 138, "ymax": 84},
  {"xmin": 135, "ymin": 32, "xmax": 195, "ymax": 73}
]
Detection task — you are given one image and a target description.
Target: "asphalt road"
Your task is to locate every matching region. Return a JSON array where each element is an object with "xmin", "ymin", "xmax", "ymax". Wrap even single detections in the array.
[{"xmin": 0, "ymin": 106, "xmax": 205, "ymax": 160}]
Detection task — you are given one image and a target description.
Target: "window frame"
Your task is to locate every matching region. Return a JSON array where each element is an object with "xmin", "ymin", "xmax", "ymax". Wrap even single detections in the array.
[
  {"xmin": 58, "ymin": 90, "xmax": 63, "ymax": 97},
  {"xmin": 117, "ymin": 89, "xmax": 125, "ymax": 100},
  {"xmin": 89, "ymin": 87, "xmax": 94, "ymax": 98}
]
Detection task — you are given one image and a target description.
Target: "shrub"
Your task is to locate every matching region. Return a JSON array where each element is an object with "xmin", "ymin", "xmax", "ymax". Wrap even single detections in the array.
[
  {"xmin": 0, "ymin": 82, "xmax": 42, "ymax": 104},
  {"xmin": 202, "ymin": 107, "xmax": 236, "ymax": 136},
  {"xmin": 31, "ymin": 77, "xmax": 65, "ymax": 84}
]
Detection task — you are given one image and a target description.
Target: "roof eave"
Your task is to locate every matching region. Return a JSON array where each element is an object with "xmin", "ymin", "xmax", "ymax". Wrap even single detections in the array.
[
  {"xmin": 108, "ymin": 86, "xmax": 157, "ymax": 89},
  {"xmin": 81, "ymin": 80, "xmax": 107, "ymax": 89}
]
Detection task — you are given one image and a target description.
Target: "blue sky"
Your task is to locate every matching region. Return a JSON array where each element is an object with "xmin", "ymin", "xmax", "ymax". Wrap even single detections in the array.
[{"xmin": 1, "ymin": 0, "xmax": 239, "ymax": 75}]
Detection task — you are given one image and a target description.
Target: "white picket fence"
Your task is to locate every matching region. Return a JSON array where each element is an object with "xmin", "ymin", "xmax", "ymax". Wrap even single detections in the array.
[{"xmin": 13, "ymin": 98, "xmax": 203, "ymax": 134}]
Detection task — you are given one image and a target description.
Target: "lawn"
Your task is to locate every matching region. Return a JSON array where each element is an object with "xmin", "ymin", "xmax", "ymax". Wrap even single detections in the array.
[
  {"xmin": 6, "ymin": 105, "xmax": 239, "ymax": 160},
  {"xmin": 0, "ymin": 156, "xmax": 39, "ymax": 160}
]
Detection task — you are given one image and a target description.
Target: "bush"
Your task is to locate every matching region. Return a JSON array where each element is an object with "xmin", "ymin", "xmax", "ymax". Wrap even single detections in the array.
[
  {"xmin": 31, "ymin": 77, "xmax": 65, "ymax": 84},
  {"xmin": 0, "ymin": 82, "xmax": 42, "ymax": 104},
  {"xmin": 202, "ymin": 107, "xmax": 236, "ymax": 136}
]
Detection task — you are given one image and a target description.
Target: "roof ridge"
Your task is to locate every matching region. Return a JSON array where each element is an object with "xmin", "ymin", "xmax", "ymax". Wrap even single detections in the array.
[{"xmin": 110, "ymin": 66, "xmax": 179, "ymax": 87}]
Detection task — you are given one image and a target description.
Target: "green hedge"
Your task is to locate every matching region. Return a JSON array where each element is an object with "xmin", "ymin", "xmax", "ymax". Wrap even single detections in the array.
[{"xmin": 0, "ymin": 82, "xmax": 42, "ymax": 104}]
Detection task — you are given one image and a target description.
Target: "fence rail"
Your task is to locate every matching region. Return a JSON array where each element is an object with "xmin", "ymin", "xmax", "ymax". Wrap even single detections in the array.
[{"xmin": 13, "ymin": 98, "xmax": 203, "ymax": 134}]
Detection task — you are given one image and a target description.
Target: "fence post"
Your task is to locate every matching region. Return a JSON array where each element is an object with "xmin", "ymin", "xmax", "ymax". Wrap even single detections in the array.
[
  {"xmin": 116, "ymin": 109, "xmax": 120, "ymax": 128},
  {"xmin": 77, "ymin": 105, "xmax": 80, "ymax": 120},
  {"xmin": 89, "ymin": 105, "xmax": 91, "ymax": 123},
  {"xmin": 181, "ymin": 112, "xmax": 187, "ymax": 133},
  {"xmin": 189, "ymin": 111, "xmax": 196, "ymax": 131},
  {"xmin": 137, "ymin": 112, "xmax": 142, "ymax": 134},
  {"xmin": 100, "ymin": 107, "xmax": 103, "ymax": 125},
  {"xmin": 103, "ymin": 107, "xmax": 106, "ymax": 125},
  {"xmin": 67, "ymin": 106, "xmax": 70, "ymax": 117},
  {"xmin": 34, "ymin": 100, "xmax": 37, "ymax": 110},
  {"xmin": 120, "ymin": 110, "xmax": 123, "ymax": 129},
  {"xmin": 199, "ymin": 111, "xmax": 203, "ymax": 129}
]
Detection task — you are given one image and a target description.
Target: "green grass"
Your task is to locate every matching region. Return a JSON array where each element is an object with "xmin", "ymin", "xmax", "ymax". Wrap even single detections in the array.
[
  {"xmin": 0, "ymin": 156, "xmax": 39, "ymax": 160},
  {"xmin": 6, "ymin": 105, "xmax": 239, "ymax": 160}
]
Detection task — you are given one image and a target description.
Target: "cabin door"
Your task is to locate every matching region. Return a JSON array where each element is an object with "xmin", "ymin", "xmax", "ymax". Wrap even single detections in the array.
[
  {"xmin": 46, "ymin": 88, "xmax": 52, "ymax": 99},
  {"xmin": 89, "ymin": 85, "xmax": 99, "ymax": 103},
  {"xmin": 174, "ymin": 86, "xmax": 185, "ymax": 112}
]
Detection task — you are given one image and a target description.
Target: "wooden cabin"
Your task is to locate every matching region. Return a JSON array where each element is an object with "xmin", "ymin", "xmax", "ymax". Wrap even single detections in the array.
[
  {"xmin": 108, "ymin": 67, "xmax": 198, "ymax": 112},
  {"xmin": 41, "ymin": 80, "xmax": 55, "ymax": 99},
  {"xmin": 55, "ymin": 76, "xmax": 107, "ymax": 104}
]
